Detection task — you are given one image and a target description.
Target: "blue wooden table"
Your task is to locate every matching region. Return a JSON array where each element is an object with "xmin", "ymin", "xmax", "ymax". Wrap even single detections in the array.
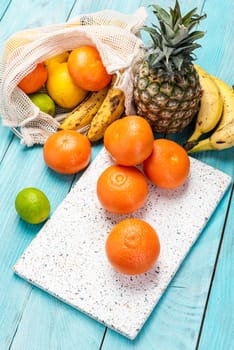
[{"xmin": 0, "ymin": 1, "xmax": 233, "ymax": 349}]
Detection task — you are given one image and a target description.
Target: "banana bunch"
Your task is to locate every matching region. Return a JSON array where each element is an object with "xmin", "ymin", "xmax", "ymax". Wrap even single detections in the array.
[
  {"xmin": 184, "ymin": 65, "xmax": 234, "ymax": 153},
  {"xmin": 59, "ymin": 82, "xmax": 125, "ymax": 142}
]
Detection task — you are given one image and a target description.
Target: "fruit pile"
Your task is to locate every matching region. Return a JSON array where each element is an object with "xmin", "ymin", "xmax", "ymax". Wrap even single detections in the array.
[
  {"xmin": 14, "ymin": 1, "xmax": 234, "ymax": 277},
  {"xmin": 96, "ymin": 115, "xmax": 190, "ymax": 275},
  {"xmin": 17, "ymin": 45, "xmax": 125, "ymax": 143},
  {"xmin": 133, "ymin": 1, "xmax": 234, "ymax": 152}
]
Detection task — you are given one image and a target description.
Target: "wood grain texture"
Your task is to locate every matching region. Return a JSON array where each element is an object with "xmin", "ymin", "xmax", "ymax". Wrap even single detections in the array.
[
  {"xmin": 0, "ymin": 0, "xmax": 233, "ymax": 349},
  {"xmin": 198, "ymin": 185, "xmax": 234, "ymax": 350}
]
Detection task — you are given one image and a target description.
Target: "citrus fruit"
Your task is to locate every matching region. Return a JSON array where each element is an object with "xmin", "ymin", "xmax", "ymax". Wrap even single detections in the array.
[
  {"xmin": 143, "ymin": 139, "xmax": 190, "ymax": 189},
  {"xmin": 18, "ymin": 62, "xmax": 48, "ymax": 94},
  {"xmin": 104, "ymin": 115, "xmax": 154, "ymax": 166},
  {"xmin": 29, "ymin": 92, "xmax": 56, "ymax": 116},
  {"xmin": 45, "ymin": 52, "xmax": 70, "ymax": 73},
  {"xmin": 43, "ymin": 130, "xmax": 91, "ymax": 174},
  {"xmin": 105, "ymin": 218, "xmax": 160, "ymax": 275},
  {"xmin": 15, "ymin": 187, "xmax": 50, "ymax": 224},
  {"xmin": 96, "ymin": 165, "xmax": 148, "ymax": 214},
  {"xmin": 46, "ymin": 62, "xmax": 88, "ymax": 109},
  {"xmin": 68, "ymin": 46, "xmax": 112, "ymax": 91}
]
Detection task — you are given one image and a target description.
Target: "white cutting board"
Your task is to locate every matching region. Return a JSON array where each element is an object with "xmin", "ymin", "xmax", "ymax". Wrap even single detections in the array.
[{"xmin": 13, "ymin": 147, "xmax": 231, "ymax": 339}]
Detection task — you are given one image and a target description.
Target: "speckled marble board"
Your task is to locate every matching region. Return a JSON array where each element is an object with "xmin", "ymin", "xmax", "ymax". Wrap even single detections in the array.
[{"xmin": 13, "ymin": 147, "xmax": 231, "ymax": 339}]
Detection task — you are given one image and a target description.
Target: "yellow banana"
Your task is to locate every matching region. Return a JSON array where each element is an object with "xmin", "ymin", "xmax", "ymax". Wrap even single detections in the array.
[
  {"xmin": 185, "ymin": 120, "xmax": 234, "ymax": 152},
  {"xmin": 210, "ymin": 75, "xmax": 234, "ymax": 129},
  {"xmin": 87, "ymin": 88, "xmax": 125, "ymax": 142},
  {"xmin": 188, "ymin": 65, "xmax": 223, "ymax": 142},
  {"xmin": 185, "ymin": 70, "xmax": 234, "ymax": 153},
  {"xmin": 59, "ymin": 87, "xmax": 109, "ymax": 130}
]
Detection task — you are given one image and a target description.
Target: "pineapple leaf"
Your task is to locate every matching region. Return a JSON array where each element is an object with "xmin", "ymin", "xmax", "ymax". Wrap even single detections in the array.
[
  {"xmin": 148, "ymin": 48, "xmax": 165, "ymax": 68},
  {"xmin": 162, "ymin": 22, "xmax": 178, "ymax": 41},
  {"xmin": 174, "ymin": 0, "xmax": 182, "ymax": 21},
  {"xmin": 171, "ymin": 56, "xmax": 183, "ymax": 70},
  {"xmin": 182, "ymin": 8, "xmax": 198, "ymax": 26},
  {"xmin": 151, "ymin": 4, "xmax": 171, "ymax": 25},
  {"xmin": 172, "ymin": 43, "xmax": 201, "ymax": 56},
  {"xmin": 143, "ymin": 1, "xmax": 206, "ymax": 69},
  {"xmin": 169, "ymin": 25, "xmax": 188, "ymax": 45},
  {"xmin": 178, "ymin": 31, "xmax": 206, "ymax": 46},
  {"xmin": 143, "ymin": 26, "xmax": 161, "ymax": 47}
]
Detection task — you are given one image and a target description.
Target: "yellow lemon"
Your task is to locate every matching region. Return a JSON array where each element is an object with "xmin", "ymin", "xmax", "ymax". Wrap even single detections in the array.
[
  {"xmin": 46, "ymin": 62, "xmax": 88, "ymax": 109},
  {"xmin": 45, "ymin": 51, "xmax": 69, "ymax": 73}
]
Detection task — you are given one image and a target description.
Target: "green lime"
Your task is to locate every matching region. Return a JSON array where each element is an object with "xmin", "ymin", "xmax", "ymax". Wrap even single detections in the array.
[
  {"xmin": 15, "ymin": 187, "xmax": 51, "ymax": 224},
  {"xmin": 29, "ymin": 92, "xmax": 56, "ymax": 116}
]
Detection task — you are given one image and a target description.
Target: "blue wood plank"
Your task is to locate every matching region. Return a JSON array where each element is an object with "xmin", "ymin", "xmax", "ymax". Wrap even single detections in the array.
[
  {"xmin": 0, "ymin": 0, "xmax": 76, "ymax": 56},
  {"xmin": 198, "ymin": 186, "xmax": 234, "ymax": 350},
  {"xmin": 0, "ymin": 0, "xmax": 11, "ymax": 18}
]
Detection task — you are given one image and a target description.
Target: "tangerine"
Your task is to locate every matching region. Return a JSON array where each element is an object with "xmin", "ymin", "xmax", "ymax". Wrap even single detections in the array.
[
  {"xmin": 18, "ymin": 63, "xmax": 48, "ymax": 94},
  {"xmin": 104, "ymin": 115, "xmax": 154, "ymax": 166},
  {"xmin": 96, "ymin": 165, "xmax": 148, "ymax": 214},
  {"xmin": 105, "ymin": 218, "xmax": 160, "ymax": 275},
  {"xmin": 68, "ymin": 46, "xmax": 112, "ymax": 91},
  {"xmin": 43, "ymin": 130, "xmax": 91, "ymax": 174},
  {"xmin": 143, "ymin": 139, "xmax": 190, "ymax": 189}
]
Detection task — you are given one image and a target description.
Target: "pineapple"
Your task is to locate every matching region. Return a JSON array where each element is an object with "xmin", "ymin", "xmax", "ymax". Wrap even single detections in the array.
[{"xmin": 133, "ymin": 0, "xmax": 206, "ymax": 134}]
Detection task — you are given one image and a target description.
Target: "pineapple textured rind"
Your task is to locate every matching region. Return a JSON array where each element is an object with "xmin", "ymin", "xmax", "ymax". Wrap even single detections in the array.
[{"xmin": 134, "ymin": 61, "xmax": 202, "ymax": 133}]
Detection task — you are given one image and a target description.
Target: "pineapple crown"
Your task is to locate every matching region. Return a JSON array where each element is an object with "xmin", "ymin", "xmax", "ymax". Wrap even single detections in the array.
[{"xmin": 144, "ymin": 0, "xmax": 206, "ymax": 72}]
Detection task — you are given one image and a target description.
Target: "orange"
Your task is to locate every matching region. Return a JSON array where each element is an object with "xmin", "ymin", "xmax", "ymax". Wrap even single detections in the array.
[
  {"xmin": 43, "ymin": 130, "xmax": 91, "ymax": 174},
  {"xmin": 18, "ymin": 63, "xmax": 48, "ymax": 94},
  {"xmin": 104, "ymin": 115, "xmax": 154, "ymax": 166},
  {"xmin": 96, "ymin": 165, "xmax": 148, "ymax": 214},
  {"xmin": 105, "ymin": 218, "xmax": 160, "ymax": 275},
  {"xmin": 143, "ymin": 138, "xmax": 190, "ymax": 189},
  {"xmin": 68, "ymin": 46, "xmax": 112, "ymax": 91}
]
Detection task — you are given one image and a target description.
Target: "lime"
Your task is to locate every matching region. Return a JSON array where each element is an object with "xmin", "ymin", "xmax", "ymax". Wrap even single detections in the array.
[
  {"xmin": 15, "ymin": 187, "xmax": 51, "ymax": 224},
  {"xmin": 29, "ymin": 92, "xmax": 56, "ymax": 116}
]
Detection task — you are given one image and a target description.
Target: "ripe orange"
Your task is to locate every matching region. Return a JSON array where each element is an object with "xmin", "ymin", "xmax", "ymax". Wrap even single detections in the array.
[
  {"xmin": 105, "ymin": 218, "xmax": 160, "ymax": 275},
  {"xmin": 104, "ymin": 115, "xmax": 154, "ymax": 166},
  {"xmin": 96, "ymin": 165, "xmax": 148, "ymax": 214},
  {"xmin": 68, "ymin": 46, "xmax": 112, "ymax": 91},
  {"xmin": 143, "ymin": 139, "xmax": 190, "ymax": 189},
  {"xmin": 18, "ymin": 63, "xmax": 48, "ymax": 94},
  {"xmin": 43, "ymin": 130, "xmax": 91, "ymax": 174}
]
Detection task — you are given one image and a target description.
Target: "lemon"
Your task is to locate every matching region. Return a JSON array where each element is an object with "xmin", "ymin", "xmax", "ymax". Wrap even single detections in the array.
[
  {"xmin": 46, "ymin": 62, "xmax": 88, "ymax": 109},
  {"xmin": 15, "ymin": 187, "xmax": 51, "ymax": 224},
  {"xmin": 30, "ymin": 92, "xmax": 56, "ymax": 116},
  {"xmin": 45, "ymin": 52, "xmax": 69, "ymax": 73}
]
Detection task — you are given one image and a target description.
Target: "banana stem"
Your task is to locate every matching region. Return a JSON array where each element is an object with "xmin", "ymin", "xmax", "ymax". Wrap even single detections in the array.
[
  {"xmin": 185, "ymin": 138, "xmax": 214, "ymax": 153},
  {"xmin": 187, "ymin": 128, "xmax": 202, "ymax": 142}
]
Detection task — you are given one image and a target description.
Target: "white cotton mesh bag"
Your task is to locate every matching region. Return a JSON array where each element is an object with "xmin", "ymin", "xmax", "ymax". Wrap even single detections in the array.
[{"xmin": 0, "ymin": 8, "xmax": 147, "ymax": 146}]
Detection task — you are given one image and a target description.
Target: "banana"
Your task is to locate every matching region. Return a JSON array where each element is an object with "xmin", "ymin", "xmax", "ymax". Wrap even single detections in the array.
[
  {"xmin": 185, "ymin": 120, "xmax": 234, "ymax": 152},
  {"xmin": 59, "ymin": 87, "xmax": 109, "ymax": 130},
  {"xmin": 210, "ymin": 75, "xmax": 234, "ymax": 129},
  {"xmin": 87, "ymin": 88, "xmax": 125, "ymax": 142},
  {"xmin": 184, "ymin": 70, "xmax": 234, "ymax": 153},
  {"xmin": 188, "ymin": 65, "xmax": 223, "ymax": 142}
]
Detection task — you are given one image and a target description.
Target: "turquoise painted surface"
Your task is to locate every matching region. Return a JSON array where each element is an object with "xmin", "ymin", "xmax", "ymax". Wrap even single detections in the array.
[{"xmin": 0, "ymin": 0, "xmax": 233, "ymax": 349}]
